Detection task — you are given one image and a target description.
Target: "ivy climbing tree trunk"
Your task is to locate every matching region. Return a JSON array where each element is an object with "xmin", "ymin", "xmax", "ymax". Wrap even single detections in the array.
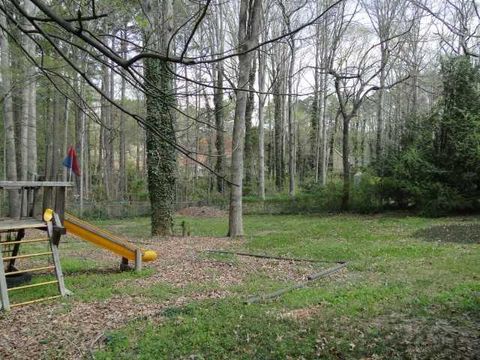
[{"xmin": 143, "ymin": 0, "xmax": 177, "ymax": 236}]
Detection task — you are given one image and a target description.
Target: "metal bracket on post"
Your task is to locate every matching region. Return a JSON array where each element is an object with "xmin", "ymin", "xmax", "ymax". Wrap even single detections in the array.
[{"xmin": 134, "ymin": 249, "xmax": 142, "ymax": 272}]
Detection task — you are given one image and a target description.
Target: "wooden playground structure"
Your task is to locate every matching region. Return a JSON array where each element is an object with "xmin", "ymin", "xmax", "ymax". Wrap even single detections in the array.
[
  {"xmin": 0, "ymin": 181, "xmax": 72, "ymax": 310},
  {"xmin": 0, "ymin": 181, "xmax": 157, "ymax": 311}
]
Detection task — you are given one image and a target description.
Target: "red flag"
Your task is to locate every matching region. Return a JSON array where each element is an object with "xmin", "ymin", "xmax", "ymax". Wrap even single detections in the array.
[{"xmin": 63, "ymin": 146, "xmax": 81, "ymax": 176}]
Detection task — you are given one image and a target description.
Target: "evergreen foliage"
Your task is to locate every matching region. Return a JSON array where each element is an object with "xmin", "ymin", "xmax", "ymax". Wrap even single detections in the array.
[{"xmin": 380, "ymin": 56, "xmax": 480, "ymax": 215}]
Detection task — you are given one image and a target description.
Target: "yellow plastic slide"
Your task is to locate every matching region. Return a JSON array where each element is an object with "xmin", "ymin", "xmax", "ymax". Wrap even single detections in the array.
[{"xmin": 64, "ymin": 213, "xmax": 157, "ymax": 262}]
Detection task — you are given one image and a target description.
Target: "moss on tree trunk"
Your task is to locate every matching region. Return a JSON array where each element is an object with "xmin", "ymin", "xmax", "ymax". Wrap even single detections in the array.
[{"xmin": 145, "ymin": 58, "xmax": 176, "ymax": 236}]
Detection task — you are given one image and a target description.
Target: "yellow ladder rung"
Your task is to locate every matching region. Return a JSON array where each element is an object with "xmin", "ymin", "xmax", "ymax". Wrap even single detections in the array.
[
  {"xmin": 0, "ymin": 238, "xmax": 49, "ymax": 246},
  {"xmin": 8, "ymin": 280, "xmax": 58, "ymax": 292},
  {"xmin": 10, "ymin": 295, "xmax": 61, "ymax": 308},
  {"xmin": 6, "ymin": 266, "xmax": 55, "ymax": 276},
  {"xmin": 2, "ymin": 251, "xmax": 52, "ymax": 261}
]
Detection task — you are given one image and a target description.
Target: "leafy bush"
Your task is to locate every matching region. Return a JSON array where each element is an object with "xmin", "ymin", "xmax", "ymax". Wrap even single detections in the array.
[
  {"xmin": 350, "ymin": 172, "xmax": 383, "ymax": 213},
  {"xmin": 420, "ymin": 183, "xmax": 467, "ymax": 216},
  {"xmin": 377, "ymin": 56, "xmax": 480, "ymax": 216}
]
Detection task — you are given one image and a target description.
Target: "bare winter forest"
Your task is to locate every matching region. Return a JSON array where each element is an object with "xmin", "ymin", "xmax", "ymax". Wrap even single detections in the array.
[
  {"xmin": 0, "ymin": 1, "xmax": 479, "ymax": 359},
  {"xmin": 0, "ymin": 0, "xmax": 479, "ymax": 235}
]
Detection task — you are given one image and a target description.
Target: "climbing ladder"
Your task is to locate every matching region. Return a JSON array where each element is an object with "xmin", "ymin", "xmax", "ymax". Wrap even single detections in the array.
[
  {"xmin": 0, "ymin": 181, "xmax": 72, "ymax": 311},
  {"xmin": 0, "ymin": 218, "xmax": 69, "ymax": 310}
]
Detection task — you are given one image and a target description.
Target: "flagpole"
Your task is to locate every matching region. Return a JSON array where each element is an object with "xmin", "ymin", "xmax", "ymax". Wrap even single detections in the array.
[
  {"xmin": 63, "ymin": 149, "xmax": 67, "ymax": 181},
  {"xmin": 69, "ymin": 150, "xmax": 73, "ymax": 182},
  {"xmin": 80, "ymin": 112, "xmax": 85, "ymax": 217}
]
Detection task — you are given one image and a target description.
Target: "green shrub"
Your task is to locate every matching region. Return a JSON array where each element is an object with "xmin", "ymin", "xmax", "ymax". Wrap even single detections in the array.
[
  {"xmin": 350, "ymin": 172, "xmax": 382, "ymax": 213},
  {"xmin": 420, "ymin": 183, "xmax": 472, "ymax": 217}
]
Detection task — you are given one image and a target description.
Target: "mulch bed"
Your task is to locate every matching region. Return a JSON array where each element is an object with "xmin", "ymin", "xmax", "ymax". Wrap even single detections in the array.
[
  {"xmin": 176, "ymin": 206, "xmax": 227, "ymax": 218},
  {"xmin": 0, "ymin": 235, "xmax": 330, "ymax": 359}
]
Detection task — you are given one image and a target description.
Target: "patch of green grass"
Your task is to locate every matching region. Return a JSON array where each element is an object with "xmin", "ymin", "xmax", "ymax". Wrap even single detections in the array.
[
  {"xmin": 95, "ymin": 300, "xmax": 323, "ymax": 359},
  {"xmin": 64, "ymin": 268, "xmax": 155, "ymax": 302},
  {"xmin": 7, "ymin": 253, "xmax": 157, "ymax": 304},
  {"xmin": 86, "ymin": 213, "xmax": 480, "ymax": 358}
]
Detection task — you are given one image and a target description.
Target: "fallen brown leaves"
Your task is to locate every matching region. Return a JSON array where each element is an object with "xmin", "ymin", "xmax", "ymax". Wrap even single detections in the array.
[
  {"xmin": 0, "ymin": 235, "xmax": 326, "ymax": 359},
  {"xmin": 176, "ymin": 206, "xmax": 227, "ymax": 218}
]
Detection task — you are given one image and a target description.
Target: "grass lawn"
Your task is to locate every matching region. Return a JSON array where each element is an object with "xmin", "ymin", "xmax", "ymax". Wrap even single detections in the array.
[
  {"xmin": 1, "ymin": 213, "xmax": 479, "ymax": 359},
  {"xmin": 94, "ymin": 213, "xmax": 479, "ymax": 359}
]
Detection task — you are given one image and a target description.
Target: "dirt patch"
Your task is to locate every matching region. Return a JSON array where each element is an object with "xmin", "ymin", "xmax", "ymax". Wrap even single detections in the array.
[
  {"xmin": 176, "ymin": 206, "xmax": 227, "ymax": 218},
  {"xmin": 278, "ymin": 305, "xmax": 324, "ymax": 321},
  {"xmin": 127, "ymin": 237, "xmax": 327, "ymax": 289},
  {"xmin": 414, "ymin": 223, "xmax": 480, "ymax": 244},
  {"xmin": 0, "ymin": 235, "xmax": 332, "ymax": 359},
  {"xmin": 365, "ymin": 314, "xmax": 480, "ymax": 359}
]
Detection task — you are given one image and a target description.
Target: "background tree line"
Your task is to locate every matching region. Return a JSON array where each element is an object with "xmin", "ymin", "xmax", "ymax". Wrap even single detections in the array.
[{"xmin": 0, "ymin": 0, "xmax": 478, "ymax": 235}]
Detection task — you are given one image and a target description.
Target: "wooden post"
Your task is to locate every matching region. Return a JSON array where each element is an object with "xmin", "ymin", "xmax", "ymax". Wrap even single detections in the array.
[
  {"xmin": 52, "ymin": 212, "xmax": 66, "ymax": 246},
  {"xmin": 0, "ymin": 245, "xmax": 10, "ymax": 311},
  {"xmin": 30, "ymin": 186, "xmax": 42, "ymax": 218},
  {"xmin": 54, "ymin": 186, "xmax": 66, "ymax": 223},
  {"xmin": 48, "ymin": 221, "xmax": 70, "ymax": 297},
  {"xmin": 42, "ymin": 186, "xmax": 53, "ymax": 214},
  {"xmin": 19, "ymin": 188, "xmax": 26, "ymax": 219},
  {"xmin": 120, "ymin": 257, "xmax": 129, "ymax": 271},
  {"xmin": 134, "ymin": 249, "xmax": 142, "ymax": 272},
  {"xmin": 7, "ymin": 229, "xmax": 25, "ymax": 272}
]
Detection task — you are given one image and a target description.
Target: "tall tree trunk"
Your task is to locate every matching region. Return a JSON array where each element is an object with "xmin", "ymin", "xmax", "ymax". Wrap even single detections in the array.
[
  {"xmin": 19, "ymin": 1, "xmax": 37, "ymax": 181},
  {"xmin": 213, "ymin": 7, "xmax": 225, "ymax": 194},
  {"xmin": 360, "ymin": 116, "xmax": 367, "ymax": 166},
  {"xmin": 145, "ymin": 59, "xmax": 176, "ymax": 235},
  {"xmin": 311, "ymin": 22, "xmax": 320, "ymax": 176},
  {"xmin": 273, "ymin": 72, "xmax": 284, "ymax": 191},
  {"xmin": 353, "ymin": 117, "xmax": 360, "ymax": 169},
  {"xmin": 328, "ymin": 111, "xmax": 340, "ymax": 171},
  {"xmin": 287, "ymin": 40, "xmax": 296, "ymax": 196},
  {"xmin": 320, "ymin": 68, "xmax": 328, "ymax": 185},
  {"xmin": 136, "ymin": 126, "xmax": 141, "ymax": 173},
  {"xmin": 0, "ymin": 15, "xmax": 19, "ymax": 216},
  {"xmin": 375, "ymin": 47, "xmax": 386, "ymax": 163},
  {"xmin": 107, "ymin": 44, "xmax": 115, "ymax": 198},
  {"xmin": 100, "ymin": 61, "xmax": 110, "ymax": 198},
  {"xmin": 19, "ymin": 80, "xmax": 29, "ymax": 181},
  {"xmin": 244, "ymin": 56, "xmax": 256, "ymax": 192},
  {"xmin": 119, "ymin": 29, "xmax": 128, "ymax": 199},
  {"xmin": 27, "ymin": 71, "xmax": 37, "ymax": 180},
  {"xmin": 213, "ymin": 65, "xmax": 225, "ymax": 193},
  {"xmin": 44, "ymin": 87, "xmax": 53, "ymax": 181},
  {"xmin": 203, "ymin": 91, "xmax": 215, "ymax": 195},
  {"xmin": 257, "ymin": 49, "xmax": 266, "ymax": 200},
  {"xmin": 144, "ymin": 0, "xmax": 177, "ymax": 236},
  {"xmin": 52, "ymin": 91, "xmax": 65, "ymax": 180},
  {"xmin": 319, "ymin": 14, "xmax": 329, "ymax": 186},
  {"xmin": 228, "ymin": 0, "xmax": 262, "ymax": 237},
  {"xmin": 341, "ymin": 116, "xmax": 351, "ymax": 210}
]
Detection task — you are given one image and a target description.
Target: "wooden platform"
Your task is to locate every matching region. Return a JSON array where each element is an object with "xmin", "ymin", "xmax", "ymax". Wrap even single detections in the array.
[
  {"xmin": 0, "ymin": 181, "xmax": 73, "ymax": 189},
  {"xmin": 0, "ymin": 218, "xmax": 46, "ymax": 232}
]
